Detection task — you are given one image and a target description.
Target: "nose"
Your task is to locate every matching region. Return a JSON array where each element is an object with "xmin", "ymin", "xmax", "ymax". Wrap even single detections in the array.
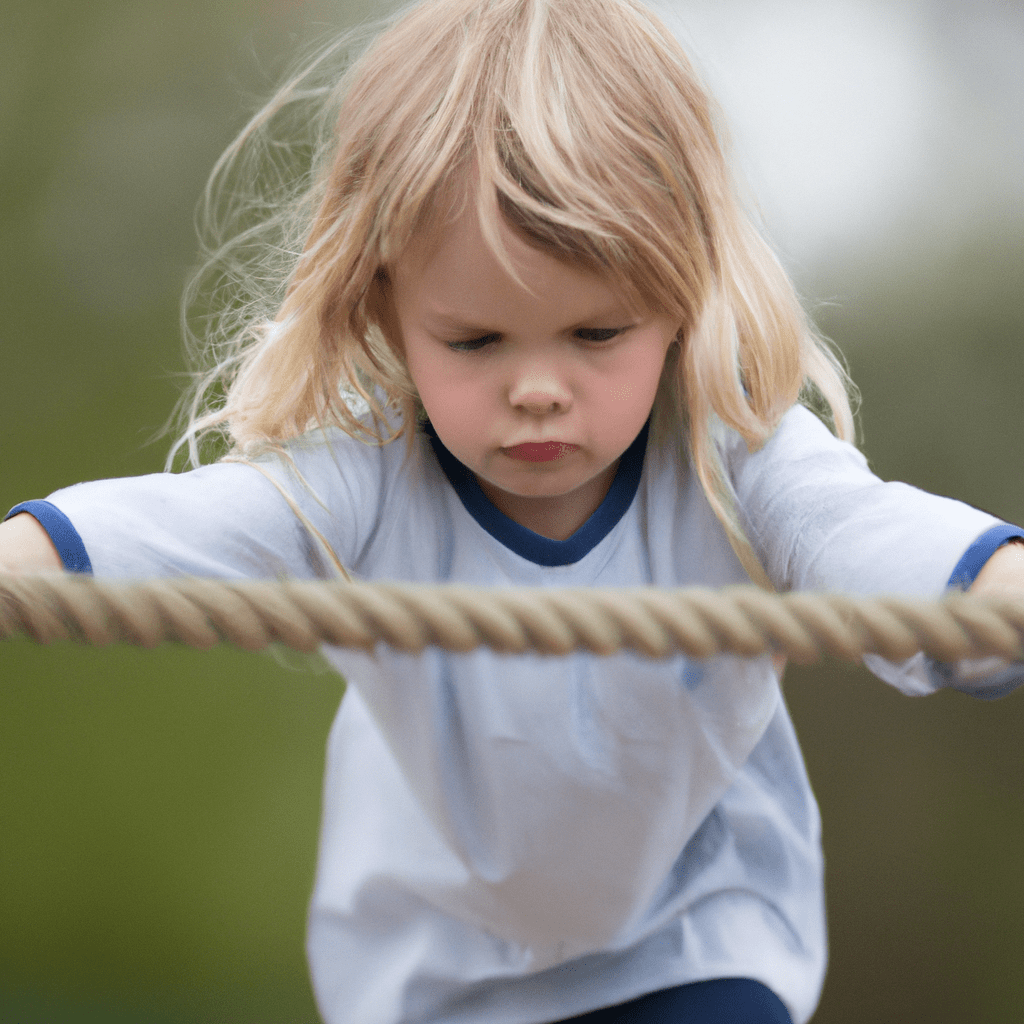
[{"xmin": 507, "ymin": 367, "xmax": 573, "ymax": 415}]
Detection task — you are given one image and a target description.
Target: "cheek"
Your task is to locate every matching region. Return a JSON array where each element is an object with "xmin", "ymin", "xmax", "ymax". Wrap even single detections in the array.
[
  {"xmin": 404, "ymin": 342, "xmax": 448, "ymax": 409},
  {"xmin": 600, "ymin": 341, "xmax": 670, "ymax": 409},
  {"xmin": 408, "ymin": 353, "xmax": 492, "ymax": 443}
]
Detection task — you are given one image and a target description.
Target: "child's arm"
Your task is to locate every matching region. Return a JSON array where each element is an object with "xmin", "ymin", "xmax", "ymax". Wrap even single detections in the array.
[
  {"xmin": 728, "ymin": 405, "xmax": 1024, "ymax": 697},
  {"xmin": 969, "ymin": 539, "xmax": 1024, "ymax": 596},
  {"xmin": 0, "ymin": 427, "xmax": 381, "ymax": 584},
  {"xmin": 0, "ymin": 513, "xmax": 62, "ymax": 573}
]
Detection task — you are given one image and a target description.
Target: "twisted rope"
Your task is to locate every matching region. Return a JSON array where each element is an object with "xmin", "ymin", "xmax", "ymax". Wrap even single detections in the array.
[{"xmin": 3, "ymin": 572, "xmax": 1024, "ymax": 664}]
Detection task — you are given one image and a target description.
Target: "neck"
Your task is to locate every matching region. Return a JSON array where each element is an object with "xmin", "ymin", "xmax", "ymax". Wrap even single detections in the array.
[{"xmin": 476, "ymin": 460, "xmax": 619, "ymax": 541}]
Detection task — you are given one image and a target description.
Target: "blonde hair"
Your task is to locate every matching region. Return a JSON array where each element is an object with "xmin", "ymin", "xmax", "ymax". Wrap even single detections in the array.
[{"xmin": 172, "ymin": 0, "xmax": 855, "ymax": 584}]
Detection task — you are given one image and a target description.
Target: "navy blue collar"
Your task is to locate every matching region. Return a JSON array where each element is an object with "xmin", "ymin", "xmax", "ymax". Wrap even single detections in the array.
[{"xmin": 424, "ymin": 420, "xmax": 648, "ymax": 566}]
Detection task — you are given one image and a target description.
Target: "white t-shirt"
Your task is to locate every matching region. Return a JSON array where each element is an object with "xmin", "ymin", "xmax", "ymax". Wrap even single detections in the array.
[{"xmin": 10, "ymin": 405, "xmax": 1022, "ymax": 1024}]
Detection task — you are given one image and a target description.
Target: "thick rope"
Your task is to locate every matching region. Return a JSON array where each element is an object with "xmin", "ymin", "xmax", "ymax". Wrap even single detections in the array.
[{"xmin": 3, "ymin": 572, "xmax": 1024, "ymax": 664}]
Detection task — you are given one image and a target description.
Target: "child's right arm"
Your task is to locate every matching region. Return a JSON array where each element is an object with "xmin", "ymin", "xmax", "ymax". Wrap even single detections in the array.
[
  {"xmin": 0, "ymin": 427, "xmax": 384, "ymax": 584},
  {"xmin": 0, "ymin": 513, "xmax": 62, "ymax": 574}
]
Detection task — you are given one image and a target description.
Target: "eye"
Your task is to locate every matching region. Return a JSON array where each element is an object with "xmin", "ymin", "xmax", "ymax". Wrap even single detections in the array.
[
  {"xmin": 447, "ymin": 334, "xmax": 499, "ymax": 352},
  {"xmin": 575, "ymin": 327, "xmax": 626, "ymax": 343}
]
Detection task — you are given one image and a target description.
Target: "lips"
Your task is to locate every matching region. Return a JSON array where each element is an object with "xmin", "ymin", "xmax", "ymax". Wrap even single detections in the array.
[{"xmin": 502, "ymin": 441, "xmax": 579, "ymax": 462}]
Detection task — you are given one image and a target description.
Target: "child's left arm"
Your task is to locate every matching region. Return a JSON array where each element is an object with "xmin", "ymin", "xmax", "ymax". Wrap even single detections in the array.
[
  {"xmin": 728, "ymin": 405, "xmax": 1024, "ymax": 698},
  {"xmin": 969, "ymin": 538, "xmax": 1024, "ymax": 596}
]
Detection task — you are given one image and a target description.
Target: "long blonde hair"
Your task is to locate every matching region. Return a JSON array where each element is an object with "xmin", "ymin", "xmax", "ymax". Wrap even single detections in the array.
[{"xmin": 172, "ymin": 0, "xmax": 855, "ymax": 583}]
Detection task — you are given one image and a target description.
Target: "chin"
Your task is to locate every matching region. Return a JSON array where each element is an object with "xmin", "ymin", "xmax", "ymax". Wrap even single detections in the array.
[
  {"xmin": 506, "ymin": 479, "xmax": 584, "ymax": 499},
  {"xmin": 482, "ymin": 473, "xmax": 572, "ymax": 498}
]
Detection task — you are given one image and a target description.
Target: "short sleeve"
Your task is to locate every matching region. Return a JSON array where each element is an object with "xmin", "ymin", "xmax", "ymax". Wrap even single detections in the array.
[
  {"xmin": 727, "ymin": 405, "xmax": 1006, "ymax": 597},
  {"xmin": 726, "ymin": 405, "xmax": 1024, "ymax": 697},
  {"xmin": 5, "ymin": 429, "xmax": 386, "ymax": 583},
  {"xmin": 4, "ymin": 500, "xmax": 93, "ymax": 573}
]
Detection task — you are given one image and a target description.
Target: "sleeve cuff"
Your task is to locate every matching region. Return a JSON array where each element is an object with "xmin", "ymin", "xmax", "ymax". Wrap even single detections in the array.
[
  {"xmin": 945, "ymin": 523, "xmax": 1024, "ymax": 591},
  {"xmin": 931, "ymin": 522, "xmax": 1024, "ymax": 698},
  {"xmin": 4, "ymin": 500, "xmax": 93, "ymax": 574}
]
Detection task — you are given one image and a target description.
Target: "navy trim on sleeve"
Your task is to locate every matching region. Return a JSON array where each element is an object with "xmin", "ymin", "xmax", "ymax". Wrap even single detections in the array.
[
  {"xmin": 945, "ymin": 523, "xmax": 1024, "ymax": 591},
  {"xmin": 3, "ymin": 500, "xmax": 94, "ymax": 574},
  {"xmin": 928, "ymin": 522, "xmax": 1024, "ymax": 697}
]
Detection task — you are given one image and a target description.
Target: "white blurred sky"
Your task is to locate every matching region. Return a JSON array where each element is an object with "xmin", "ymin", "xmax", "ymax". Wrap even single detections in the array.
[{"xmin": 653, "ymin": 0, "xmax": 1024, "ymax": 290}]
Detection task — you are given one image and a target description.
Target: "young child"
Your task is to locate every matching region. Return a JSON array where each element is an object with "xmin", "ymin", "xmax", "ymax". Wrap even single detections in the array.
[{"xmin": 3, "ymin": 0, "xmax": 1024, "ymax": 1021}]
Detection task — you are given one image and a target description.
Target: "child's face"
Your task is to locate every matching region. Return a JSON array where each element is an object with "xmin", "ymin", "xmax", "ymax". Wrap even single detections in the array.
[{"xmin": 389, "ymin": 205, "xmax": 680, "ymax": 540}]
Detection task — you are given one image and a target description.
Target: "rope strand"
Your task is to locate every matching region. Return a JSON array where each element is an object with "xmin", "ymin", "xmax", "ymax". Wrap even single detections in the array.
[{"xmin": 4, "ymin": 572, "xmax": 1024, "ymax": 664}]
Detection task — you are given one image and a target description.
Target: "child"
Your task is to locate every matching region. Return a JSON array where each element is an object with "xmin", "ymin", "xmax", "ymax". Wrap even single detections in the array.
[{"xmin": 3, "ymin": 0, "xmax": 1024, "ymax": 1021}]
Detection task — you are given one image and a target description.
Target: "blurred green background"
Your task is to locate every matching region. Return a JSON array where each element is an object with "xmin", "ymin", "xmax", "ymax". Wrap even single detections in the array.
[{"xmin": 2, "ymin": 1, "xmax": 1023, "ymax": 1022}]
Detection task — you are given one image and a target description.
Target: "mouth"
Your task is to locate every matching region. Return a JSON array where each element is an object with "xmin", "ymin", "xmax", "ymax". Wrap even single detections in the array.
[{"xmin": 502, "ymin": 441, "xmax": 579, "ymax": 463}]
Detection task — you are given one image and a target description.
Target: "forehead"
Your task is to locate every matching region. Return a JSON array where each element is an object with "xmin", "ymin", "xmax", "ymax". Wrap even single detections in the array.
[{"xmin": 391, "ymin": 200, "xmax": 645, "ymax": 318}]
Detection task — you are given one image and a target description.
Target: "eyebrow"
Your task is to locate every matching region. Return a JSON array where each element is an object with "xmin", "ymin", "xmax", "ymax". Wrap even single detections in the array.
[
  {"xmin": 425, "ymin": 306, "xmax": 638, "ymax": 334},
  {"xmin": 428, "ymin": 313, "xmax": 493, "ymax": 333}
]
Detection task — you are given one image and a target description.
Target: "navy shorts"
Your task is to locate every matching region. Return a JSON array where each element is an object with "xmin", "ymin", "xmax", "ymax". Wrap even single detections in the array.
[{"xmin": 555, "ymin": 978, "xmax": 793, "ymax": 1023}]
